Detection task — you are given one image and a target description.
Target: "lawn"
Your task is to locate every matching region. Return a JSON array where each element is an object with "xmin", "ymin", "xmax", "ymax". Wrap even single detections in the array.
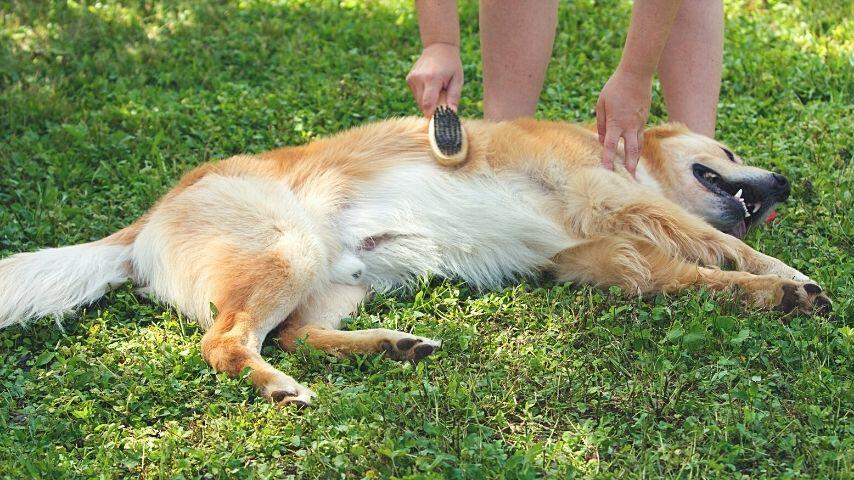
[{"xmin": 0, "ymin": 0, "xmax": 851, "ymax": 478}]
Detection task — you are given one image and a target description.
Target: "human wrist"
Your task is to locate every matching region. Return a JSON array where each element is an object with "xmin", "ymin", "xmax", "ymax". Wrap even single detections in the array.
[
  {"xmin": 422, "ymin": 40, "xmax": 460, "ymax": 51},
  {"xmin": 614, "ymin": 61, "xmax": 654, "ymax": 84}
]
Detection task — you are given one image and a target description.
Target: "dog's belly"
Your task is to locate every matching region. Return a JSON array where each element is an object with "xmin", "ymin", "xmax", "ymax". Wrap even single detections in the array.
[{"xmin": 336, "ymin": 164, "xmax": 577, "ymax": 290}]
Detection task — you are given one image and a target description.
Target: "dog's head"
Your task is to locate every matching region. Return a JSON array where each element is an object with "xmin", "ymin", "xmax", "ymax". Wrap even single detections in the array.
[{"xmin": 641, "ymin": 124, "xmax": 790, "ymax": 238}]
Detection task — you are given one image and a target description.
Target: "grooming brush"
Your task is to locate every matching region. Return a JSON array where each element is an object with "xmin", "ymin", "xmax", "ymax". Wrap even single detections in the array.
[{"xmin": 428, "ymin": 93, "xmax": 468, "ymax": 167}]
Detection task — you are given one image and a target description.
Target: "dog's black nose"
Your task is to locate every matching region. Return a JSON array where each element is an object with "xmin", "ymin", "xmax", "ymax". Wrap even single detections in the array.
[
  {"xmin": 772, "ymin": 173, "xmax": 789, "ymax": 188},
  {"xmin": 771, "ymin": 173, "xmax": 790, "ymax": 201}
]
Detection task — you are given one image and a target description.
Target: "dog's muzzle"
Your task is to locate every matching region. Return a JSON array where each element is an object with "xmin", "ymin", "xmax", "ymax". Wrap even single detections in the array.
[{"xmin": 693, "ymin": 163, "xmax": 790, "ymax": 238}]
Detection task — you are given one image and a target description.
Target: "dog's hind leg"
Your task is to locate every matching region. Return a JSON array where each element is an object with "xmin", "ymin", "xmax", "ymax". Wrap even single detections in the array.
[
  {"xmin": 200, "ymin": 245, "xmax": 321, "ymax": 406},
  {"xmin": 555, "ymin": 241, "xmax": 832, "ymax": 314},
  {"xmin": 135, "ymin": 173, "xmax": 341, "ymax": 405},
  {"xmin": 277, "ymin": 283, "xmax": 441, "ymax": 362},
  {"xmin": 203, "ymin": 312, "xmax": 316, "ymax": 406}
]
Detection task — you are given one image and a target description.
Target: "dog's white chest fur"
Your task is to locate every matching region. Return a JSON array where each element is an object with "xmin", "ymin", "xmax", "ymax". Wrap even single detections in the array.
[{"xmin": 337, "ymin": 164, "xmax": 577, "ymax": 290}]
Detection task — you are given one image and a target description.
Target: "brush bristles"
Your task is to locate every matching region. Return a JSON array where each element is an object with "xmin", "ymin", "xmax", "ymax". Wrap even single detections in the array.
[{"xmin": 432, "ymin": 106, "xmax": 462, "ymax": 156}]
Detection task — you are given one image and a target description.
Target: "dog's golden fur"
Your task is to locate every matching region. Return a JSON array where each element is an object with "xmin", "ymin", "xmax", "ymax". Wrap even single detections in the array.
[{"xmin": 0, "ymin": 117, "xmax": 831, "ymax": 405}]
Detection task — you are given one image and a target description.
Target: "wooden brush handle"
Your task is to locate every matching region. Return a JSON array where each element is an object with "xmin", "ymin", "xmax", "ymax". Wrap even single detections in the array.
[{"xmin": 428, "ymin": 91, "xmax": 468, "ymax": 167}]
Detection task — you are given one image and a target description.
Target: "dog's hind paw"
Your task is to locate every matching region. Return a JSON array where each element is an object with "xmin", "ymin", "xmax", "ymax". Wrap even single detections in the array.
[
  {"xmin": 262, "ymin": 373, "xmax": 316, "ymax": 407},
  {"xmin": 378, "ymin": 333, "xmax": 442, "ymax": 363}
]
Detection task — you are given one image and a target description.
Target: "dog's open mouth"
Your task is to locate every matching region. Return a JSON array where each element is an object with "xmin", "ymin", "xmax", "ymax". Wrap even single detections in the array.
[{"xmin": 692, "ymin": 164, "xmax": 762, "ymax": 238}]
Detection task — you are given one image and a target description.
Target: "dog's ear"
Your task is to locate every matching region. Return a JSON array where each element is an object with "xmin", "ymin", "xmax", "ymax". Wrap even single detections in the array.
[
  {"xmin": 645, "ymin": 122, "xmax": 691, "ymax": 140},
  {"xmin": 640, "ymin": 123, "xmax": 690, "ymax": 172}
]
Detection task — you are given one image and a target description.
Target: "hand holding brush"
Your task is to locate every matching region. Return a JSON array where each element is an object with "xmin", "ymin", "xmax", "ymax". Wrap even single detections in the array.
[
  {"xmin": 428, "ymin": 91, "xmax": 468, "ymax": 167},
  {"xmin": 405, "ymin": 39, "xmax": 467, "ymax": 166}
]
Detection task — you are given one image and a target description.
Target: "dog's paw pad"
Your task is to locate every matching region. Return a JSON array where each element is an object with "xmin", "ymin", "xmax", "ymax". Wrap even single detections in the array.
[
  {"xmin": 772, "ymin": 281, "xmax": 832, "ymax": 315},
  {"xmin": 270, "ymin": 390, "xmax": 296, "ymax": 403},
  {"xmin": 775, "ymin": 284, "xmax": 801, "ymax": 313},
  {"xmin": 396, "ymin": 338, "xmax": 419, "ymax": 351},
  {"xmin": 800, "ymin": 283, "xmax": 832, "ymax": 315},
  {"xmin": 264, "ymin": 376, "xmax": 315, "ymax": 407},
  {"xmin": 412, "ymin": 343, "xmax": 435, "ymax": 362},
  {"xmin": 381, "ymin": 336, "xmax": 441, "ymax": 362},
  {"xmin": 271, "ymin": 390, "xmax": 313, "ymax": 407},
  {"xmin": 813, "ymin": 294, "xmax": 832, "ymax": 315}
]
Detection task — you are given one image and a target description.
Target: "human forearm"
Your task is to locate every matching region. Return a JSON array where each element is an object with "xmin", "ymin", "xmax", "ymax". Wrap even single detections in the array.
[
  {"xmin": 415, "ymin": 0, "xmax": 460, "ymax": 47},
  {"xmin": 408, "ymin": 1, "xmax": 464, "ymax": 115},
  {"xmin": 617, "ymin": 0, "xmax": 683, "ymax": 79},
  {"xmin": 596, "ymin": 0, "xmax": 684, "ymax": 174}
]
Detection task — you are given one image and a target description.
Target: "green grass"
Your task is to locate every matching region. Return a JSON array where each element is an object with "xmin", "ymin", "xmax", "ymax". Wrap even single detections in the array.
[{"xmin": 0, "ymin": 0, "xmax": 851, "ymax": 477}]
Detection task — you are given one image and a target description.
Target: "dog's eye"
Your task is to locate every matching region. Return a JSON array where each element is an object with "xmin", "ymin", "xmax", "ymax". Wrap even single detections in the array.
[{"xmin": 721, "ymin": 147, "xmax": 736, "ymax": 162}]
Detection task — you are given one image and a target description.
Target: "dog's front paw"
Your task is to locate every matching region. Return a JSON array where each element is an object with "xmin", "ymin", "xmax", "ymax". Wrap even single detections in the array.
[
  {"xmin": 773, "ymin": 281, "xmax": 832, "ymax": 315},
  {"xmin": 746, "ymin": 277, "xmax": 832, "ymax": 315}
]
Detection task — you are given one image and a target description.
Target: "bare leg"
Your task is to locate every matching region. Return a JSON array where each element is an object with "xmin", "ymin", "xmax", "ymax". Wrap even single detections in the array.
[
  {"xmin": 480, "ymin": 0, "xmax": 558, "ymax": 121},
  {"xmin": 657, "ymin": 0, "xmax": 724, "ymax": 137}
]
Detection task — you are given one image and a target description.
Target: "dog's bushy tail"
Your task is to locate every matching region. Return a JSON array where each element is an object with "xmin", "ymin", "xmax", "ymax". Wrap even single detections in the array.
[{"xmin": 0, "ymin": 241, "xmax": 132, "ymax": 329}]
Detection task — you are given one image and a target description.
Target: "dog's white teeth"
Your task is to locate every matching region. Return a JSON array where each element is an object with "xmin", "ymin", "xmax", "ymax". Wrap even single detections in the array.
[
  {"xmin": 745, "ymin": 211, "xmax": 751, "ymax": 217},
  {"xmin": 753, "ymin": 203, "xmax": 761, "ymax": 213},
  {"xmin": 734, "ymin": 189, "xmax": 743, "ymax": 199}
]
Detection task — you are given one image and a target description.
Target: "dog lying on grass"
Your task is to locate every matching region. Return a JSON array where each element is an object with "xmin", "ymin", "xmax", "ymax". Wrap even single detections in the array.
[{"xmin": 0, "ymin": 118, "xmax": 831, "ymax": 405}]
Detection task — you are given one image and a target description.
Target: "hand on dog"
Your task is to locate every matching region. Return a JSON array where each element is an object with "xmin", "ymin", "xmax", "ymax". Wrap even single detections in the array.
[
  {"xmin": 596, "ymin": 67, "xmax": 653, "ymax": 178},
  {"xmin": 407, "ymin": 42, "xmax": 463, "ymax": 117}
]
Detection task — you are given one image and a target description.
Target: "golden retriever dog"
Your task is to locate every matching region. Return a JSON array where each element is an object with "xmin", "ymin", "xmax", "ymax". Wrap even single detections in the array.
[{"xmin": 0, "ymin": 117, "xmax": 831, "ymax": 405}]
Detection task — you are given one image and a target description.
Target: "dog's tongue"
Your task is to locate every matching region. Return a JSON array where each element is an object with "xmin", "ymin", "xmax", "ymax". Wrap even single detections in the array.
[
  {"xmin": 729, "ymin": 219, "xmax": 748, "ymax": 239},
  {"xmin": 765, "ymin": 209, "xmax": 778, "ymax": 224}
]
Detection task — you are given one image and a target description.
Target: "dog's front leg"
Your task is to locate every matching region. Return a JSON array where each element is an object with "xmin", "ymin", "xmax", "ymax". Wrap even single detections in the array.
[
  {"xmin": 555, "ymin": 241, "xmax": 832, "ymax": 314},
  {"xmin": 561, "ymin": 169, "xmax": 816, "ymax": 283}
]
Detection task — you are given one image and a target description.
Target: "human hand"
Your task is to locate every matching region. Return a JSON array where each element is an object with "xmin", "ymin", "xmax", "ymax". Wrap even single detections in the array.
[
  {"xmin": 595, "ymin": 67, "xmax": 653, "ymax": 177},
  {"xmin": 406, "ymin": 42, "xmax": 463, "ymax": 117}
]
